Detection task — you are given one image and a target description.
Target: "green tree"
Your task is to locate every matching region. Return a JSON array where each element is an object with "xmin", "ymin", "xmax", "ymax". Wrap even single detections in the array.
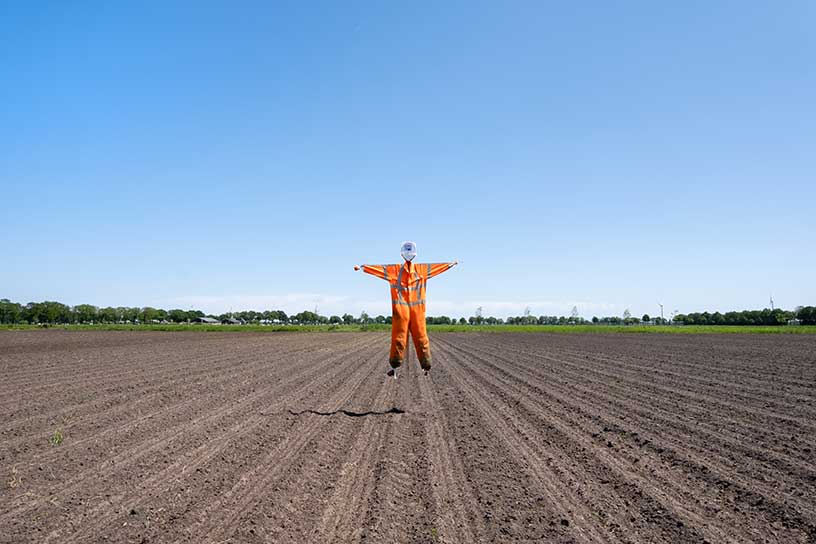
[
  {"xmin": 168, "ymin": 309, "xmax": 188, "ymax": 323},
  {"xmin": 295, "ymin": 311, "xmax": 320, "ymax": 324},
  {"xmin": 246, "ymin": 311, "xmax": 262, "ymax": 323},
  {"xmin": 0, "ymin": 299, "xmax": 22, "ymax": 324},
  {"xmin": 122, "ymin": 307, "xmax": 139, "ymax": 323},
  {"xmin": 797, "ymin": 306, "xmax": 816, "ymax": 325},
  {"xmin": 140, "ymin": 307, "xmax": 159, "ymax": 323},
  {"xmin": 74, "ymin": 304, "xmax": 99, "ymax": 323},
  {"xmin": 41, "ymin": 301, "xmax": 71, "ymax": 323}
]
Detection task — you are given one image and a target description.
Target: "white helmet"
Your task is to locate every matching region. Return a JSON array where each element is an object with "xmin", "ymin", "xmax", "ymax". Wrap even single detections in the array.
[{"xmin": 400, "ymin": 241, "xmax": 417, "ymax": 262}]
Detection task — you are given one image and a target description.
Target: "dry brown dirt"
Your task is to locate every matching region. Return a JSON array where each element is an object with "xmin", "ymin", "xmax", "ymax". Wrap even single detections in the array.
[{"xmin": 1, "ymin": 330, "xmax": 815, "ymax": 543}]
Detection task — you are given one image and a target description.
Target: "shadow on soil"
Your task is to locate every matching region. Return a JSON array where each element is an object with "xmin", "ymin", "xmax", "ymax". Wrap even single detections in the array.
[{"xmin": 287, "ymin": 407, "xmax": 405, "ymax": 418}]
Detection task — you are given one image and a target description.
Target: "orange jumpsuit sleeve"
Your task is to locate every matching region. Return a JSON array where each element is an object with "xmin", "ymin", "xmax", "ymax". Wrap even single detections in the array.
[
  {"xmin": 425, "ymin": 262, "xmax": 456, "ymax": 279},
  {"xmin": 361, "ymin": 264, "xmax": 393, "ymax": 282}
]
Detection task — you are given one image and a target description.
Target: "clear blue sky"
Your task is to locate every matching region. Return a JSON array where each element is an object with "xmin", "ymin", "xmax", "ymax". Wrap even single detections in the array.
[{"xmin": 2, "ymin": 1, "xmax": 814, "ymax": 319}]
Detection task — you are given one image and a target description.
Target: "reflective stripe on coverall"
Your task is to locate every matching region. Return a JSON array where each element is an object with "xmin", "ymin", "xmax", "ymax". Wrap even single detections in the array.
[{"xmin": 361, "ymin": 261, "xmax": 455, "ymax": 370}]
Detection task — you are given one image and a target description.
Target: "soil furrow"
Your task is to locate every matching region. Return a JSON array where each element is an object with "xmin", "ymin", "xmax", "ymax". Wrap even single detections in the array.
[
  {"xmin": 545, "ymin": 343, "xmax": 816, "ymax": 425},
  {"xmin": 50, "ymin": 337, "xmax": 384, "ymax": 543},
  {"xmin": 4, "ymin": 330, "xmax": 815, "ymax": 544},
  {"xmin": 438, "ymin": 335, "xmax": 816, "ymax": 542},
  {"xmin": 1, "ymin": 336, "xmax": 370, "ymax": 480},
  {"xmin": 436, "ymin": 337, "xmax": 739, "ymax": 543},
  {"xmin": 461, "ymin": 337, "xmax": 816, "ymax": 478},
  {"xmin": 314, "ymin": 359, "xmax": 402, "ymax": 542},
  {"xmin": 0, "ymin": 335, "xmax": 341, "ymax": 413},
  {"xmin": 468, "ymin": 337, "xmax": 816, "ymax": 492},
  {"xmin": 195, "ymin": 343, "xmax": 384, "ymax": 542},
  {"xmin": 2, "ymin": 335, "xmax": 382, "ymax": 533},
  {"xmin": 416, "ymin": 357, "xmax": 483, "ymax": 543},
  {"xmin": 101, "ymin": 340, "xmax": 390, "ymax": 543},
  {"xmin": 551, "ymin": 344, "xmax": 816, "ymax": 408},
  {"xmin": 432, "ymin": 339, "xmax": 619, "ymax": 543},
  {"xmin": 1, "ymin": 339, "xmax": 331, "ymax": 450}
]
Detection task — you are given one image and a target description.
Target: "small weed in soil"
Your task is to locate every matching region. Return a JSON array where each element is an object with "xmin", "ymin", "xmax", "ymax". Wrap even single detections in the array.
[{"xmin": 49, "ymin": 428, "xmax": 64, "ymax": 446}]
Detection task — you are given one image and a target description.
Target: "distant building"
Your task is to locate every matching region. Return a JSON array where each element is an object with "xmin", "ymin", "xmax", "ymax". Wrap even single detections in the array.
[
  {"xmin": 222, "ymin": 317, "xmax": 244, "ymax": 325},
  {"xmin": 195, "ymin": 317, "xmax": 219, "ymax": 324},
  {"xmin": 788, "ymin": 318, "xmax": 802, "ymax": 326}
]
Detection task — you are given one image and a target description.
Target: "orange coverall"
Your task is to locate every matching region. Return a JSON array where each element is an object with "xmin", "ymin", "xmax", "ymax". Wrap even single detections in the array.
[{"xmin": 361, "ymin": 261, "xmax": 455, "ymax": 370}]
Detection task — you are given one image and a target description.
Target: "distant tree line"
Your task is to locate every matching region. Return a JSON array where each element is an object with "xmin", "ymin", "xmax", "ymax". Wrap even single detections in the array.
[
  {"xmin": 0, "ymin": 300, "xmax": 210, "ymax": 325},
  {"xmin": 1, "ymin": 298, "xmax": 813, "ymax": 327},
  {"xmin": 0, "ymin": 299, "xmax": 391, "ymax": 326},
  {"xmin": 453, "ymin": 315, "xmax": 591, "ymax": 325},
  {"xmin": 673, "ymin": 307, "xmax": 815, "ymax": 326},
  {"xmin": 0, "ymin": 300, "xmax": 342, "ymax": 326}
]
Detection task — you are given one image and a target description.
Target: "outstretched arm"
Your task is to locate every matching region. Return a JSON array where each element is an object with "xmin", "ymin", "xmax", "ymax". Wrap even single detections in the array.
[
  {"xmin": 355, "ymin": 264, "xmax": 393, "ymax": 281},
  {"xmin": 425, "ymin": 261, "xmax": 458, "ymax": 279}
]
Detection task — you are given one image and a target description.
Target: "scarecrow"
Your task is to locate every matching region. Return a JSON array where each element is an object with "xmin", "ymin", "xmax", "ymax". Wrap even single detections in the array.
[{"xmin": 355, "ymin": 241, "xmax": 457, "ymax": 378}]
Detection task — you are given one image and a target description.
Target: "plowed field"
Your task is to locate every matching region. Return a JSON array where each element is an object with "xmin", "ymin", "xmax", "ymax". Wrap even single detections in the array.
[{"xmin": 2, "ymin": 331, "xmax": 815, "ymax": 543}]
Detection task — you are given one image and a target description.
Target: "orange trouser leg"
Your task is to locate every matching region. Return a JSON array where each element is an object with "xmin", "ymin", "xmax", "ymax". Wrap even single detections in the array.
[
  {"xmin": 409, "ymin": 307, "xmax": 432, "ymax": 370},
  {"xmin": 389, "ymin": 309, "xmax": 410, "ymax": 368}
]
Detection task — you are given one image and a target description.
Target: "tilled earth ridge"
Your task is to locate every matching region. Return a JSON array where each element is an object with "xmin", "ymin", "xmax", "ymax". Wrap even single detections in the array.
[{"xmin": 1, "ymin": 330, "xmax": 815, "ymax": 543}]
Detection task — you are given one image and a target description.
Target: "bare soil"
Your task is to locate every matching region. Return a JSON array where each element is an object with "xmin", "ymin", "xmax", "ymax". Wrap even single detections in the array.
[{"xmin": 1, "ymin": 330, "xmax": 815, "ymax": 543}]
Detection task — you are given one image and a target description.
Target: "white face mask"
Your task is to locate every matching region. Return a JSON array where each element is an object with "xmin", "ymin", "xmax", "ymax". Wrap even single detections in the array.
[{"xmin": 400, "ymin": 241, "xmax": 417, "ymax": 262}]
